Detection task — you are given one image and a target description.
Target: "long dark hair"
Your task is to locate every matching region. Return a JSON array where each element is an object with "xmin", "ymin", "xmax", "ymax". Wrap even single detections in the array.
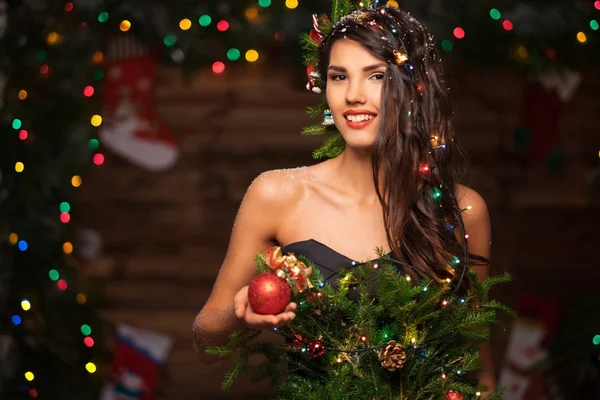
[{"xmin": 318, "ymin": 6, "xmax": 481, "ymax": 284}]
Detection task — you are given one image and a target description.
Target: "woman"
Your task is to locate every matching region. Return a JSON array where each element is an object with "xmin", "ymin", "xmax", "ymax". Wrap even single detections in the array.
[{"xmin": 194, "ymin": 5, "xmax": 496, "ymax": 391}]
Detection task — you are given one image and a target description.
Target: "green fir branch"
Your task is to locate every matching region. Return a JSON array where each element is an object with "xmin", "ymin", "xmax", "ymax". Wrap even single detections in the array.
[
  {"xmin": 299, "ymin": 32, "xmax": 319, "ymax": 52},
  {"xmin": 312, "ymin": 133, "xmax": 345, "ymax": 159},
  {"xmin": 204, "ymin": 346, "xmax": 233, "ymax": 357},
  {"xmin": 222, "ymin": 359, "xmax": 248, "ymax": 390},
  {"xmin": 474, "ymin": 273, "xmax": 511, "ymax": 301},
  {"xmin": 306, "ymin": 104, "xmax": 327, "ymax": 119},
  {"xmin": 301, "ymin": 124, "xmax": 327, "ymax": 136},
  {"xmin": 254, "ymin": 253, "xmax": 268, "ymax": 273},
  {"xmin": 481, "ymin": 299, "xmax": 517, "ymax": 318}
]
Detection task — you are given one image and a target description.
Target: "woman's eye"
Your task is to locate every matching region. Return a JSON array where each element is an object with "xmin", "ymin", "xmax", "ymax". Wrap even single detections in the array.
[
  {"xmin": 371, "ymin": 73, "xmax": 385, "ymax": 80},
  {"xmin": 329, "ymin": 74, "xmax": 346, "ymax": 81}
]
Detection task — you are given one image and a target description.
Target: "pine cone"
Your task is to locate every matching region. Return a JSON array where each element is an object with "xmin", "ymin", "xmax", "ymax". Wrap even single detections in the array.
[{"xmin": 378, "ymin": 340, "xmax": 407, "ymax": 372}]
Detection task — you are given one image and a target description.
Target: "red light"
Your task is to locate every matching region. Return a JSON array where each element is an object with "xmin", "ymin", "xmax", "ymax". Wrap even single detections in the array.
[
  {"xmin": 64, "ymin": 2, "xmax": 73, "ymax": 11},
  {"xmin": 545, "ymin": 48, "xmax": 556, "ymax": 60},
  {"xmin": 212, "ymin": 62, "xmax": 226, "ymax": 74},
  {"xmin": 502, "ymin": 20, "xmax": 513, "ymax": 31},
  {"xmin": 93, "ymin": 153, "xmax": 104, "ymax": 165},
  {"xmin": 83, "ymin": 86, "xmax": 94, "ymax": 97},
  {"xmin": 595, "ymin": 1, "xmax": 600, "ymax": 10},
  {"xmin": 40, "ymin": 64, "xmax": 49, "ymax": 74},
  {"xmin": 216, "ymin": 20, "xmax": 229, "ymax": 32},
  {"xmin": 453, "ymin": 27, "xmax": 465, "ymax": 39},
  {"xmin": 57, "ymin": 279, "xmax": 68, "ymax": 291},
  {"xmin": 29, "ymin": 389, "xmax": 38, "ymax": 398},
  {"xmin": 19, "ymin": 130, "xmax": 28, "ymax": 140},
  {"xmin": 84, "ymin": 337, "xmax": 95, "ymax": 347},
  {"xmin": 60, "ymin": 212, "xmax": 70, "ymax": 223},
  {"xmin": 419, "ymin": 164, "xmax": 430, "ymax": 174}
]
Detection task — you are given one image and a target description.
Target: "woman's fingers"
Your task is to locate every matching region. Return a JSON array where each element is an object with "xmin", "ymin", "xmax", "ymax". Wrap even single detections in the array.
[
  {"xmin": 233, "ymin": 286, "xmax": 249, "ymax": 319},
  {"xmin": 244, "ymin": 302, "xmax": 296, "ymax": 329}
]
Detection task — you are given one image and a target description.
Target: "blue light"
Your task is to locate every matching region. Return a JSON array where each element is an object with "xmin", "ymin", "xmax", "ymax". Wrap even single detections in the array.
[
  {"xmin": 319, "ymin": 282, "xmax": 324, "ymax": 287},
  {"xmin": 12, "ymin": 315, "xmax": 22, "ymax": 325},
  {"xmin": 18, "ymin": 240, "xmax": 28, "ymax": 251}
]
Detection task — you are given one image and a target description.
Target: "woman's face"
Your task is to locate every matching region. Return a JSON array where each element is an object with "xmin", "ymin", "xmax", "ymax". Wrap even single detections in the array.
[{"xmin": 325, "ymin": 39, "xmax": 386, "ymax": 151}]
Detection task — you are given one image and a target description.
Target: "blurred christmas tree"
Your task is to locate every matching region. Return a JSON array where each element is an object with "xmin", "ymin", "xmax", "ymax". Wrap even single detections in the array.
[
  {"xmin": 0, "ymin": 0, "xmax": 111, "ymax": 398},
  {"xmin": 0, "ymin": 0, "xmax": 306, "ymax": 398}
]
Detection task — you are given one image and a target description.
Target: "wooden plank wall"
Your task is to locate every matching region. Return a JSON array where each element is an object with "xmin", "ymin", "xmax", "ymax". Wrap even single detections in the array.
[{"xmin": 78, "ymin": 65, "xmax": 600, "ymax": 399}]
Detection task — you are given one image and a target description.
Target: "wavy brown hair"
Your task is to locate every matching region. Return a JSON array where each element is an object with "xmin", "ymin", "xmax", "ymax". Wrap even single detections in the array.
[{"xmin": 318, "ymin": 6, "xmax": 483, "ymax": 287}]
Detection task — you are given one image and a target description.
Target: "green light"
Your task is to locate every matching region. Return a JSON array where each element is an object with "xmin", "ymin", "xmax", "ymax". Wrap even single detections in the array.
[
  {"xmin": 88, "ymin": 139, "xmax": 99, "ymax": 150},
  {"xmin": 441, "ymin": 40, "xmax": 453, "ymax": 52},
  {"xmin": 451, "ymin": 256, "xmax": 460, "ymax": 265},
  {"xmin": 37, "ymin": 50, "xmax": 47, "ymax": 61},
  {"xmin": 98, "ymin": 12, "xmax": 109, "ymax": 23},
  {"xmin": 81, "ymin": 324, "xmax": 92, "ymax": 336},
  {"xmin": 12, "ymin": 119, "xmax": 22, "ymax": 129},
  {"xmin": 227, "ymin": 48, "xmax": 241, "ymax": 61},
  {"xmin": 163, "ymin": 35, "xmax": 176, "ymax": 47},
  {"xmin": 431, "ymin": 187, "xmax": 442, "ymax": 200},
  {"xmin": 93, "ymin": 70, "xmax": 104, "ymax": 81},
  {"xmin": 49, "ymin": 270, "xmax": 59, "ymax": 281},
  {"xmin": 593, "ymin": 335, "xmax": 600, "ymax": 345},
  {"xmin": 59, "ymin": 202, "xmax": 71, "ymax": 213},
  {"xmin": 258, "ymin": 0, "xmax": 272, "ymax": 7},
  {"xmin": 591, "ymin": 20, "xmax": 599, "ymax": 31},
  {"xmin": 199, "ymin": 15, "xmax": 212, "ymax": 27},
  {"xmin": 490, "ymin": 8, "xmax": 501, "ymax": 20}
]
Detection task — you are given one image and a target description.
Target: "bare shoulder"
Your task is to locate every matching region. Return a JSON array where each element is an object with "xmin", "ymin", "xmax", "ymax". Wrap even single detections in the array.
[
  {"xmin": 456, "ymin": 185, "xmax": 490, "ymax": 247},
  {"xmin": 455, "ymin": 184, "xmax": 489, "ymax": 226},
  {"xmin": 244, "ymin": 167, "xmax": 310, "ymax": 212}
]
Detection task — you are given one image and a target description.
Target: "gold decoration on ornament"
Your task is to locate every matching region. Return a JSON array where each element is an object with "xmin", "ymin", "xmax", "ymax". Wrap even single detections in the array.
[
  {"xmin": 378, "ymin": 340, "xmax": 407, "ymax": 371},
  {"xmin": 263, "ymin": 246, "xmax": 313, "ymax": 292}
]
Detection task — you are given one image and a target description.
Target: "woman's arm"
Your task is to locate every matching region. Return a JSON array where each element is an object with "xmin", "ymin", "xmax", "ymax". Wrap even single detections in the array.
[
  {"xmin": 193, "ymin": 171, "xmax": 299, "ymax": 364},
  {"xmin": 456, "ymin": 185, "xmax": 495, "ymax": 392}
]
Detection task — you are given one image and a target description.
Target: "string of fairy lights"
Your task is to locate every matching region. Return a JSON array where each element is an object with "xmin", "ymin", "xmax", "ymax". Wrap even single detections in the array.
[{"xmin": 5, "ymin": 0, "xmax": 599, "ymax": 397}]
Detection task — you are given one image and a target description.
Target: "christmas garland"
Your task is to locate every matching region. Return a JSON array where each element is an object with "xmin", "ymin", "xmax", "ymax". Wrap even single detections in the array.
[{"xmin": 207, "ymin": 247, "xmax": 513, "ymax": 399}]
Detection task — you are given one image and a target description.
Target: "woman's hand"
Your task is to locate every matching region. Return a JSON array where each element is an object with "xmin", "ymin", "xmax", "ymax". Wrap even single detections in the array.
[{"xmin": 233, "ymin": 286, "xmax": 297, "ymax": 330}]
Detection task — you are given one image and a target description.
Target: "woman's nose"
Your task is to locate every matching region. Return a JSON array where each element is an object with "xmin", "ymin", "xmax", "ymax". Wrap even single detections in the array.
[{"xmin": 345, "ymin": 80, "xmax": 367, "ymax": 105}]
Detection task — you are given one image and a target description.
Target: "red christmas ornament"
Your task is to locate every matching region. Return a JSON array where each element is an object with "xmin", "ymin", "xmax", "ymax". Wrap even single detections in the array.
[
  {"xmin": 308, "ymin": 339, "xmax": 326, "ymax": 358},
  {"xmin": 292, "ymin": 334, "xmax": 305, "ymax": 349},
  {"xmin": 446, "ymin": 391, "xmax": 464, "ymax": 400},
  {"xmin": 248, "ymin": 273, "xmax": 291, "ymax": 315}
]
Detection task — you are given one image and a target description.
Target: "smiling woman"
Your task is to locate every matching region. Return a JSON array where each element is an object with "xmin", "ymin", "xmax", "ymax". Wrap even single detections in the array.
[{"xmin": 194, "ymin": 1, "xmax": 498, "ymax": 397}]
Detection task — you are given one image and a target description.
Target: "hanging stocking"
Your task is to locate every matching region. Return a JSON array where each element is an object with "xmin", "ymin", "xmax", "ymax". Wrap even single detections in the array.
[
  {"xmin": 515, "ymin": 69, "xmax": 581, "ymax": 169},
  {"xmin": 99, "ymin": 35, "xmax": 179, "ymax": 172},
  {"xmin": 498, "ymin": 295, "xmax": 563, "ymax": 400},
  {"xmin": 100, "ymin": 325, "xmax": 173, "ymax": 400}
]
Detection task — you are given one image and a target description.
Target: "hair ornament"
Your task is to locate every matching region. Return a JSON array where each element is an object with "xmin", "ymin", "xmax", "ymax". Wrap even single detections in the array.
[{"xmin": 393, "ymin": 49, "xmax": 408, "ymax": 66}]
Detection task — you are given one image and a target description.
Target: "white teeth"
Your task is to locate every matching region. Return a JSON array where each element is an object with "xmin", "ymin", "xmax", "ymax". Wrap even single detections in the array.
[{"xmin": 345, "ymin": 114, "xmax": 375, "ymax": 122}]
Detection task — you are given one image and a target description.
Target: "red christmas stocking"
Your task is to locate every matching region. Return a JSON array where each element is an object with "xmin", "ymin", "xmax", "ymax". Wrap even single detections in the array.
[
  {"xmin": 516, "ymin": 70, "xmax": 581, "ymax": 168},
  {"xmin": 101, "ymin": 324, "xmax": 173, "ymax": 400},
  {"xmin": 498, "ymin": 295, "xmax": 563, "ymax": 400},
  {"xmin": 99, "ymin": 36, "xmax": 179, "ymax": 172}
]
